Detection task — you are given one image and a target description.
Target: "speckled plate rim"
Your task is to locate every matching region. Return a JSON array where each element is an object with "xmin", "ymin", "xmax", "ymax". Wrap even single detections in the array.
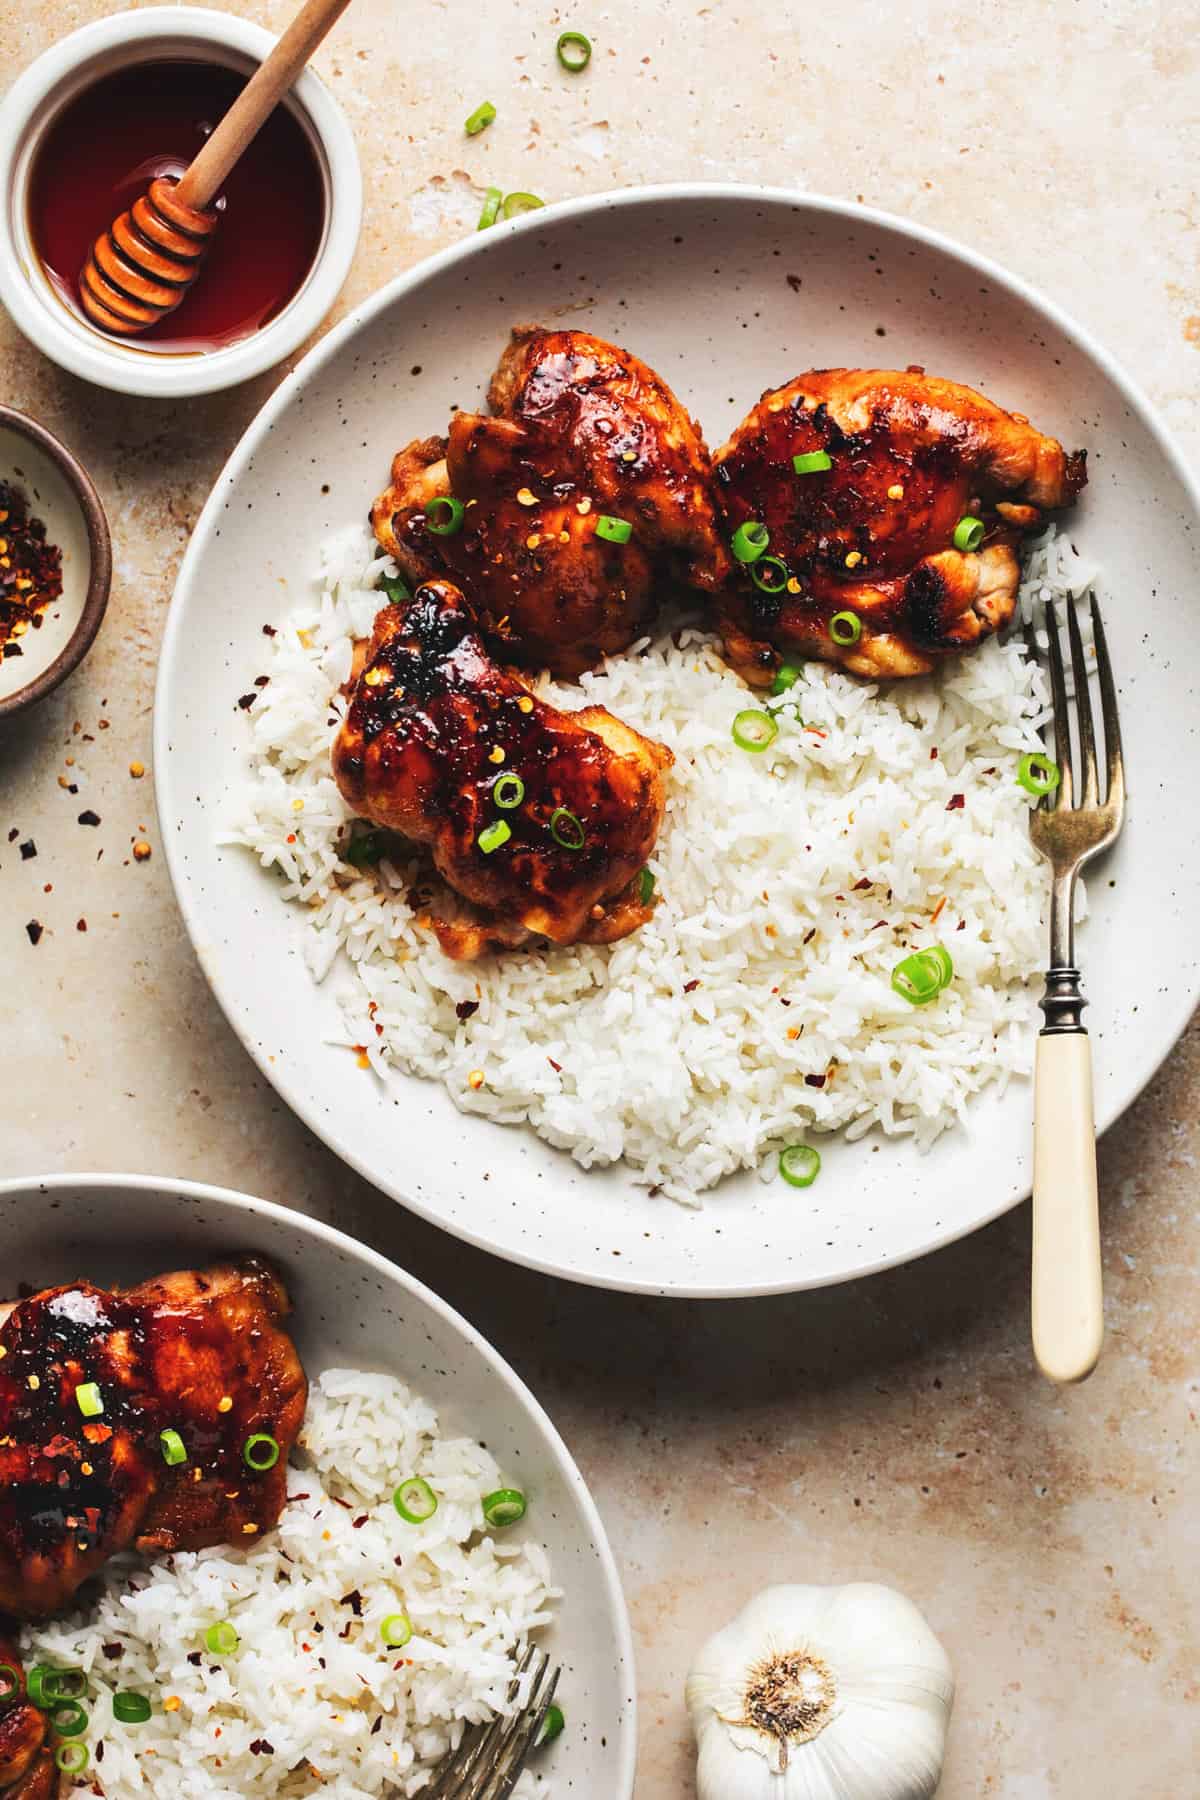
[
  {"xmin": 0, "ymin": 1169, "xmax": 639, "ymax": 1793},
  {"xmin": 156, "ymin": 181, "xmax": 1200, "ymax": 1298}
]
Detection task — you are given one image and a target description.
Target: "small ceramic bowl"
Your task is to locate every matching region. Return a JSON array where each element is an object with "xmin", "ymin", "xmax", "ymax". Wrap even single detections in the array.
[
  {"xmin": 0, "ymin": 7, "xmax": 362, "ymax": 399},
  {"xmin": 0, "ymin": 405, "xmax": 111, "ymax": 721}
]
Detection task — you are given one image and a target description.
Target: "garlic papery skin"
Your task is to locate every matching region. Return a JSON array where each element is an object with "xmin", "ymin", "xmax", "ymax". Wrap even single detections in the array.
[{"xmin": 686, "ymin": 1582, "xmax": 954, "ymax": 1800}]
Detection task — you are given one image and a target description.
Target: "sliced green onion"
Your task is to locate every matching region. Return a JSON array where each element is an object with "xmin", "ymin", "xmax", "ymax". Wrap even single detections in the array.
[
  {"xmin": 549, "ymin": 807, "xmax": 585, "ymax": 850},
  {"xmin": 891, "ymin": 948, "xmax": 953, "ymax": 1006},
  {"xmin": 75, "ymin": 1381, "xmax": 103, "ymax": 1418},
  {"xmin": 502, "ymin": 192, "xmax": 545, "ymax": 218},
  {"xmin": 920, "ymin": 945, "xmax": 954, "ymax": 988},
  {"xmin": 0, "ymin": 1663, "xmax": 22, "ymax": 1709},
  {"xmin": 731, "ymin": 520, "xmax": 769, "ymax": 564},
  {"xmin": 41, "ymin": 1669, "xmax": 87, "ymax": 1702},
  {"xmin": 792, "ymin": 449, "xmax": 833, "ymax": 475},
  {"xmin": 381, "ymin": 1613, "xmax": 413, "ymax": 1648},
  {"xmin": 556, "ymin": 30, "xmax": 592, "ymax": 70},
  {"xmin": 771, "ymin": 662, "xmax": 801, "ymax": 696},
  {"xmin": 638, "ymin": 867, "xmax": 655, "ymax": 906},
  {"xmin": 731, "ymin": 709, "xmax": 778, "ymax": 753},
  {"xmin": 243, "ymin": 1432, "xmax": 280, "ymax": 1472},
  {"xmin": 952, "ymin": 514, "xmax": 985, "ymax": 553},
  {"xmin": 594, "ymin": 514, "xmax": 632, "ymax": 545},
  {"xmin": 1017, "ymin": 751, "xmax": 1060, "ymax": 797},
  {"xmin": 393, "ymin": 1477, "xmax": 439, "ymax": 1523},
  {"xmin": 381, "ymin": 574, "xmax": 411, "ymax": 605},
  {"xmin": 829, "ymin": 610, "xmax": 862, "ymax": 646},
  {"xmin": 425, "ymin": 496, "xmax": 465, "ymax": 536},
  {"xmin": 751, "ymin": 554, "xmax": 789, "ymax": 594},
  {"xmin": 26, "ymin": 1667, "xmax": 55, "ymax": 1709},
  {"xmin": 113, "ymin": 1692, "xmax": 153, "ymax": 1724},
  {"xmin": 493, "ymin": 773, "xmax": 526, "ymax": 810},
  {"xmin": 482, "ymin": 1488, "xmax": 527, "ymax": 1528},
  {"xmin": 779, "ymin": 1144, "xmax": 821, "ymax": 1189},
  {"xmin": 160, "ymin": 1428, "xmax": 187, "ymax": 1467},
  {"xmin": 536, "ymin": 1701, "xmax": 566, "ymax": 1746},
  {"xmin": 478, "ymin": 819, "xmax": 512, "ymax": 855},
  {"xmin": 56, "ymin": 1744, "xmax": 89, "ymax": 1776},
  {"xmin": 204, "ymin": 1622, "xmax": 240, "ymax": 1657},
  {"xmin": 49, "ymin": 1700, "xmax": 88, "ymax": 1738},
  {"xmin": 344, "ymin": 829, "xmax": 386, "ymax": 869},
  {"xmin": 465, "ymin": 100, "xmax": 496, "ymax": 136},
  {"xmin": 477, "ymin": 186, "xmax": 503, "ymax": 231}
]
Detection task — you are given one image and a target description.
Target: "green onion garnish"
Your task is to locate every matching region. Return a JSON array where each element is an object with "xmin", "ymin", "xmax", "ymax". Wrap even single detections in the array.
[
  {"xmin": 771, "ymin": 662, "xmax": 801, "ymax": 695},
  {"xmin": 381, "ymin": 1613, "xmax": 413, "ymax": 1647},
  {"xmin": 731, "ymin": 709, "xmax": 778, "ymax": 753},
  {"xmin": 113, "ymin": 1692, "xmax": 153, "ymax": 1724},
  {"xmin": 750, "ymin": 554, "xmax": 788, "ymax": 594},
  {"xmin": 638, "ymin": 867, "xmax": 655, "ymax": 906},
  {"xmin": 536, "ymin": 1701, "xmax": 566, "ymax": 1746},
  {"xmin": 891, "ymin": 946, "xmax": 954, "ymax": 1006},
  {"xmin": 160, "ymin": 1428, "xmax": 187, "ymax": 1467},
  {"xmin": 779, "ymin": 1144, "xmax": 821, "ymax": 1189},
  {"xmin": 1017, "ymin": 751, "xmax": 1060, "ymax": 797},
  {"xmin": 477, "ymin": 187, "xmax": 503, "ymax": 231},
  {"xmin": 731, "ymin": 520, "xmax": 769, "ymax": 564},
  {"xmin": 952, "ymin": 514, "xmax": 985, "ymax": 553},
  {"xmin": 49, "ymin": 1700, "xmax": 88, "ymax": 1738},
  {"xmin": 381, "ymin": 574, "xmax": 411, "ymax": 605},
  {"xmin": 502, "ymin": 192, "xmax": 545, "ymax": 218},
  {"xmin": 482, "ymin": 1488, "xmax": 527, "ymax": 1528},
  {"xmin": 556, "ymin": 30, "xmax": 592, "ymax": 70},
  {"xmin": 595, "ymin": 514, "xmax": 632, "ymax": 544},
  {"xmin": 344, "ymin": 829, "xmax": 386, "ymax": 869},
  {"xmin": 0, "ymin": 1663, "xmax": 22, "ymax": 1709},
  {"xmin": 493, "ymin": 773, "xmax": 526, "ymax": 810},
  {"xmin": 204, "ymin": 1622, "xmax": 240, "ymax": 1657},
  {"xmin": 550, "ymin": 807, "xmax": 585, "ymax": 850},
  {"xmin": 56, "ymin": 1744, "xmax": 89, "ymax": 1776},
  {"xmin": 393, "ymin": 1477, "xmax": 439, "ymax": 1523},
  {"xmin": 41, "ymin": 1669, "xmax": 87, "ymax": 1702},
  {"xmin": 829, "ymin": 611, "xmax": 862, "ymax": 646},
  {"xmin": 465, "ymin": 100, "xmax": 496, "ymax": 136},
  {"xmin": 26, "ymin": 1667, "xmax": 54, "ymax": 1709},
  {"xmin": 792, "ymin": 450, "xmax": 832, "ymax": 475},
  {"xmin": 243, "ymin": 1433, "xmax": 280, "ymax": 1472},
  {"xmin": 478, "ymin": 819, "xmax": 512, "ymax": 855},
  {"xmin": 425, "ymin": 496, "xmax": 465, "ymax": 536},
  {"xmin": 75, "ymin": 1381, "xmax": 103, "ymax": 1418}
]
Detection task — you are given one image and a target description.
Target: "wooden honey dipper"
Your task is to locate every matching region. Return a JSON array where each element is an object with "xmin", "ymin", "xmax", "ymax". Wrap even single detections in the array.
[{"xmin": 80, "ymin": 0, "xmax": 352, "ymax": 337}]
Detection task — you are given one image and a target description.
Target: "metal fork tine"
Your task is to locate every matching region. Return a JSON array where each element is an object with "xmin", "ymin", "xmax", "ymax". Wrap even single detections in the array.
[
  {"xmin": 1065, "ymin": 594, "xmax": 1099, "ymax": 807},
  {"xmin": 426, "ymin": 1647, "xmax": 542, "ymax": 1800},
  {"xmin": 488, "ymin": 1664, "xmax": 562, "ymax": 1800},
  {"xmin": 1089, "ymin": 591, "xmax": 1126, "ymax": 819},
  {"xmin": 1042, "ymin": 602, "xmax": 1074, "ymax": 811}
]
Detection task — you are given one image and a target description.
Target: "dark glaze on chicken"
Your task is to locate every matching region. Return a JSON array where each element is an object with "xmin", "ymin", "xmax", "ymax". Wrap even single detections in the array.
[
  {"xmin": 715, "ymin": 368, "xmax": 1087, "ymax": 682},
  {"xmin": 0, "ymin": 1261, "xmax": 306, "ymax": 1620},
  {"xmin": 0, "ymin": 1640, "xmax": 53, "ymax": 1800},
  {"xmin": 371, "ymin": 326, "xmax": 730, "ymax": 677},
  {"xmin": 332, "ymin": 579, "xmax": 672, "ymax": 960}
]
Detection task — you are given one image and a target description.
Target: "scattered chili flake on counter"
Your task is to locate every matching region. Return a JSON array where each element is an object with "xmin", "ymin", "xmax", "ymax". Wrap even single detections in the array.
[
  {"xmin": 78, "ymin": 809, "xmax": 101, "ymax": 827},
  {"xmin": 132, "ymin": 840, "xmax": 152, "ymax": 861},
  {"xmin": 0, "ymin": 480, "xmax": 63, "ymax": 652},
  {"xmin": 25, "ymin": 920, "xmax": 43, "ymax": 945},
  {"xmin": 945, "ymin": 793, "xmax": 965, "ymax": 811}
]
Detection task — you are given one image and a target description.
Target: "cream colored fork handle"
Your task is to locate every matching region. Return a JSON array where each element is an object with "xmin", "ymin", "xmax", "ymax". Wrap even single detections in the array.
[{"xmin": 1032, "ymin": 1032, "xmax": 1103, "ymax": 1382}]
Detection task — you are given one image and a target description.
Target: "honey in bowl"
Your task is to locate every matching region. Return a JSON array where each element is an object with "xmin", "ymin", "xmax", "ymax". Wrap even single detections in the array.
[{"xmin": 29, "ymin": 60, "xmax": 325, "ymax": 356}]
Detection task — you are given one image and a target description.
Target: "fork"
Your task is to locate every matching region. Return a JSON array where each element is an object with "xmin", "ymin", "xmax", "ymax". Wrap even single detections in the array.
[
  {"xmin": 423, "ymin": 1645, "xmax": 562, "ymax": 1800},
  {"xmin": 1023, "ymin": 592, "xmax": 1126, "ymax": 1383}
]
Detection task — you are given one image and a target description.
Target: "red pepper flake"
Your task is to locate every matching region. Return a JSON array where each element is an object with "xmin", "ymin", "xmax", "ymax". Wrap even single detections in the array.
[
  {"xmin": 930, "ymin": 747, "xmax": 938, "ymax": 760},
  {"xmin": 351, "ymin": 1515, "xmax": 368, "ymax": 1529},
  {"xmin": 78, "ymin": 809, "xmax": 101, "ymax": 827},
  {"xmin": 931, "ymin": 895, "xmax": 947, "ymax": 923},
  {"xmin": 25, "ymin": 919, "xmax": 42, "ymax": 945},
  {"xmin": 805, "ymin": 1073, "xmax": 826, "ymax": 1088},
  {"xmin": 237, "ymin": 693, "xmax": 258, "ymax": 711},
  {"xmin": 102, "ymin": 1643, "xmax": 124, "ymax": 1661},
  {"xmin": 683, "ymin": 979, "xmax": 701, "ymax": 993},
  {"xmin": 0, "ymin": 480, "xmax": 63, "ymax": 651},
  {"xmin": 262, "ymin": 623, "xmax": 277, "ymax": 637},
  {"xmin": 853, "ymin": 877, "xmax": 872, "ymax": 890},
  {"xmin": 253, "ymin": 675, "xmax": 270, "ymax": 688},
  {"xmin": 956, "ymin": 919, "xmax": 966, "ymax": 931},
  {"xmin": 19, "ymin": 839, "xmax": 35, "ymax": 859},
  {"xmin": 6, "ymin": 828, "xmax": 16, "ymax": 842},
  {"xmin": 945, "ymin": 793, "xmax": 965, "ymax": 811},
  {"xmin": 248, "ymin": 1739, "xmax": 275, "ymax": 1755},
  {"xmin": 76, "ymin": 918, "xmax": 87, "ymax": 932},
  {"xmin": 455, "ymin": 999, "xmax": 479, "ymax": 1020},
  {"xmin": 547, "ymin": 1056, "xmax": 562, "ymax": 1072},
  {"xmin": 803, "ymin": 927, "xmax": 817, "ymax": 944}
]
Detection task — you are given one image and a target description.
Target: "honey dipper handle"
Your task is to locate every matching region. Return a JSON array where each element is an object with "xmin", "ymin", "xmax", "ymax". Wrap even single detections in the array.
[{"xmin": 174, "ymin": 0, "xmax": 353, "ymax": 211}]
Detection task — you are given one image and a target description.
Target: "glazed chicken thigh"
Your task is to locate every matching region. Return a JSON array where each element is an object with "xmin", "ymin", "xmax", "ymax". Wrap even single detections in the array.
[
  {"xmin": 715, "ymin": 368, "xmax": 1087, "ymax": 682},
  {"xmin": 0, "ymin": 1260, "xmax": 306, "ymax": 1619},
  {"xmin": 371, "ymin": 326, "xmax": 730, "ymax": 677},
  {"xmin": 0, "ymin": 1641, "xmax": 53, "ymax": 1799},
  {"xmin": 332, "ymin": 579, "xmax": 672, "ymax": 959}
]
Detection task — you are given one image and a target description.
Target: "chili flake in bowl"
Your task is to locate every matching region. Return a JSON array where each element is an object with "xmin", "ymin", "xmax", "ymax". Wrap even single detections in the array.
[{"xmin": 0, "ymin": 477, "xmax": 63, "ymax": 653}]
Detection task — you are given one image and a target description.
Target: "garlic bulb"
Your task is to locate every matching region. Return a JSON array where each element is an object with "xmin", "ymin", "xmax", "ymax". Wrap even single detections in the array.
[{"xmin": 686, "ymin": 1583, "xmax": 954, "ymax": 1800}]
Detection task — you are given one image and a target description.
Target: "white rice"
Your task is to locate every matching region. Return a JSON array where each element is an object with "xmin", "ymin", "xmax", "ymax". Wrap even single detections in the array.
[
  {"xmin": 23, "ymin": 1371, "xmax": 557, "ymax": 1797},
  {"xmin": 222, "ymin": 524, "xmax": 1094, "ymax": 1207}
]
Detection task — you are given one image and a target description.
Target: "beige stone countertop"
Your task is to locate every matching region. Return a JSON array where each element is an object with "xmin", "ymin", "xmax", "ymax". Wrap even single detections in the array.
[{"xmin": 2, "ymin": 1, "xmax": 1199, "ymax": 1793}]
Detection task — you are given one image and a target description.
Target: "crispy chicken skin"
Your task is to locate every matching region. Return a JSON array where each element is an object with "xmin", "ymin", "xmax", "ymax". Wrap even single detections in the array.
[
  {"xmin": 0, "ymin": 1638, "xmax": 53, "ymax": 1798},
  {"xmin": 371, "ymin": 326, "xmax": 730, "ymax": 677},
  {"xmin": 714, "ymin": 368, "xmax": 1087, "ymax": 682},
  {"xmin": 332, "ymin": 579, "xmax": 672, "ymax": 960},
  {"xmin": 0, "ymin": 1261, "xmax": 306, "ymax": 1620}
]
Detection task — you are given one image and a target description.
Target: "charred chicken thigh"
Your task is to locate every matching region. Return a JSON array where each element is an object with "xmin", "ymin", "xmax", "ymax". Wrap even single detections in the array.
[
  {"xmin": 371, "ymin": 325, "xmax": 730, "ymax": 677},
  {"xmin": 332, "ymin": 579, "xmax": 672, "ymax": 960},
  {"xmin": 0, "ymin": 1641, "xmax": 53, "ymax": 1799},
  {"xmin": 715, "ymin": 368, "xmax": 1087, "ymax": 682},
  {"xmin": 0, "ymin": 1260, "xmax": 306, "ymax": 1620}
]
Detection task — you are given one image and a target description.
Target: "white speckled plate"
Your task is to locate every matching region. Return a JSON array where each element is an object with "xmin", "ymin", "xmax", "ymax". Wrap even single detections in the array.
[
  {"xmin": 0, "ymin": 1173, "xmax": 637, "ymax": 1795},
  {"xmin": 156, "ymin": 185, "xmax": 1200, "ymax": 1297}
]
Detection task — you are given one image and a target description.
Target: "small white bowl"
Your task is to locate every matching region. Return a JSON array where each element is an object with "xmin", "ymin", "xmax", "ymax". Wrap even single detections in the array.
[{"xmin": 0, "ymin": 7, "xmax": 362, "ymax": 399}]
